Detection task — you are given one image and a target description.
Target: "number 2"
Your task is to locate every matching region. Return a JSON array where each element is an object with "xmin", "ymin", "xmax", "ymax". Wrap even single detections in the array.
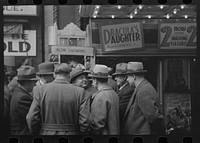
[
  {"xmin": 186, "ymin": 25, "xmax": 196, "ymax": 47},
  {"xmin": 161, "ymin": 26, "xmax": 172, "ymax": 47}
]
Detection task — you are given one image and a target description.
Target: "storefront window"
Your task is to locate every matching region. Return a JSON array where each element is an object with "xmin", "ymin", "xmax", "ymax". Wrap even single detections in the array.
[{"xmin": 163, "ymin": 58, "xmax": 191, "ymax": 134}]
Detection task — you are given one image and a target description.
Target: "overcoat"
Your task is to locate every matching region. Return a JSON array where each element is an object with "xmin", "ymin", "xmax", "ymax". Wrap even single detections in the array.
[
  {"xmin": 10, "ymin": 86, "xmax": 33, "ymax": 135},
  {"xmin": 117, "ymin": 82, "xmax": 134, "ymax": 133},
  {"xmin": 26, "ymin": 79, "xmax": 89, "ymax": 135},
  {"xmin": 90, "ymin": 85, "xmax": 120, "ymax": 135},
  {"xmin": 123, "ymin": 79, "xmax": 163, "ymax": 135}
]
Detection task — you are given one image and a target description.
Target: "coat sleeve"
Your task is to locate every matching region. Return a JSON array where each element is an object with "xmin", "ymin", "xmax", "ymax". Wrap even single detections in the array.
[
  {"xmin": 137, "ymin": 88, "xmax": 161, "ymax": 123},
  {"xmin": 26, "ymin": 86, "xmax": 41, "ymax": 135},
  {"xmin": 90, "ymin": 94, "xmax": 111, "ymax": 134},
  {"xmin": 79, "ymin": 89, "xmax": 90, "ymax": 133}
]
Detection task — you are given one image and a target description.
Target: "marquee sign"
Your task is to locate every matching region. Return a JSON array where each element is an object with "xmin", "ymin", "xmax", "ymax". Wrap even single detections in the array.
[
  {"xmin": 159, "ymin": 23, "xmax": 196, "ymax": 49},
  {"xmin": 101, "ymin": 22, "xmax": 143, "ymax": 52},
  {"xmin": 4, "ymin": 30, "xmax": 36, "ymax": 56}
]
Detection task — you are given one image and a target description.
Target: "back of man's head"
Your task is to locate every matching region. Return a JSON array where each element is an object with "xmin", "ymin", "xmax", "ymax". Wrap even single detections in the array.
[{"xmin": 54, "ymin": 63, "xmax": 72, "ymax": 75}]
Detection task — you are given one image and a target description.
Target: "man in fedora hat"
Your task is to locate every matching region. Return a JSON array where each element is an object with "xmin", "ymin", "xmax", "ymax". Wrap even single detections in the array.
[
  {"xmin": 108, "ymin": 67, "xmax": 118, "ymax": 92},
  {"xmin": 10, "ymin": 66, "xmax": 38, "ymax": 135},
  {"xmin": 88, "ymin": 64, "xmax": 119, "ymax": 135},
  {"xmin": 36, "ymin": 62, "xmax": 55, "ymax": 86},
  {"xmin": 70, "ymin": 67, "xmax": 97, "ymax": 99},
  {"xmin": 26, "ymin": 63, "xmax": 89, "ymax": 135},
  {"xmin": 112, "ymin": 63, "xmax": 134, "ymax": 134},
  {"xmin": 123, "ymin": 62, "xmax": 164, "ymax": 135}
]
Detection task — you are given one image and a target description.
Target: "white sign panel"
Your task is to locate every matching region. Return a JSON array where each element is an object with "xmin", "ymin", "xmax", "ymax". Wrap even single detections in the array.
[
  {"xmin": 3, "ymin": 5, "xmax": 37, "ymax": 16},
  {"xmin": 51, "ymin": 46, "xmax": 94, "ymax": 56},
  {"xmin": 101, "ymin": 22, "xmax": 143, "ymax": 52},
  {"xmin": 160, "ymin": 23, "xmax": 196, "ymax": 49},
  {"xmin": 4, "ymin": 30, "xmax": 36, "ymax": 56}
]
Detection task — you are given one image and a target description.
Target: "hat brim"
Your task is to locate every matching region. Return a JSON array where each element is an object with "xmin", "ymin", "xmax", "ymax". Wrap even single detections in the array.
[
  {"xmin": 70, "ymin": 71, "xmax": 89, "ymax": 82},
  {"xmin": 126, "ymin": 70, "xmax": 148, "ymax": 74},
  {"xmin": 112, "ymin": 73, "xmax": 127, "ymax": 76},
  {"xmin": 36, "ymin": 72, "xmax": 54, "ymax": 75},
  {"xmin": 88, "ymin": 74, "xmax": 108, "ymax": 79},
  {"xmin": 16, "ymin": 77, "xmax": 38, "ymax": 81}
]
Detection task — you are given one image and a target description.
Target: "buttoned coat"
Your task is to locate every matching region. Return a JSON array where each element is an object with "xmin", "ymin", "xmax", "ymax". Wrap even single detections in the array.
[
  {"xmin": 123, "ymin": 79, "xmax": 163, "ymax": 135},
  {"xmin": 26, "ymin": 79, "xmax": 89, "ymax": 135},
  {"xmin": 117, "ymin": 82, "xmax": 134, "ymax": 133},
  {"xmin": 90, "ymin": 85, "xmax": 120, "ymax": 135},
  {"xmin": 10, "ymin": 86, "xmax": 33, "ymax": 135}
]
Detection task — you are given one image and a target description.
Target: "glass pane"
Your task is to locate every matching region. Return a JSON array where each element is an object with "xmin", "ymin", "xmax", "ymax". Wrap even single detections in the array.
[
  {"xmin": 60, "ymin": 38, "xmax": 69, "ymax": 46},
  {"xmin": 163, "ymin": 59, "xmax": 191, "ymax": 134},
  {"xmin": 69, "ymin": 38, "xmax": 77, "ymax": 46},
  {"xmin": 77, "ymin": 38, "xmax": 85, "ymax": 46}
]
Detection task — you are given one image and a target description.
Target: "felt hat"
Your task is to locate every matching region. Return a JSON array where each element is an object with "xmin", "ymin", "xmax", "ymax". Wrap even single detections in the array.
[
  {"xmin": 16, "ymin": 66, "xmax": 38, "ymax": 81},
  {"xmin": 126, "ymin": 62, "xmax": 147, "ymax": 74},
  {"xmin": 88, "ymin": 64, "xmax": 109, "ymax": 79},
  {"xmin": 70, "ymin": 67, "xmax": 89, "ymax": 82},
  {"xmin": 36, "ymin": 62, "xmax": 54, "ymax": 75},
  {"xmin": 112, "ymin": 63, "xmax": 128, "ymax": 76}
]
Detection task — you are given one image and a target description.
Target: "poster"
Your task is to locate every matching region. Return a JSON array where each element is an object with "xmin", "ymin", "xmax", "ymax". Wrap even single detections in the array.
[
  {"xmin": 164, "ymin": 93, "xmax": 191, "ymax": 131},
  {"xmin": 159, "ymin": 23, "xmax": 196, "ymax": 49},
  {"xmin": 101, "ymin": 22, "xmax": 143, "ymax": 52},
  {"xmin": 4, "ymin": 30, "xmax": 36, "ymax": 56}
]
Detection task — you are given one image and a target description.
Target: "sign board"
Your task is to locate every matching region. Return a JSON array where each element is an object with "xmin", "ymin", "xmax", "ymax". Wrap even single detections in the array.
[
  {"xmin": 51, "ymin": 46, "xmax": 94, "ymax": 56},
  {"xmin": 4, "ymin": 30, "xmax": 36, "ymax": 56},
  {"xmin": 49, "ymin": 54, "xmax": 60, "ymax": 63},
  {"xmin": 164, "ymin": 93, "xmax": 191, "ymax": 130},
  {"xmin": 159, "ymin": 23, "xmax": 196, "ymax": 49},
  {"xmin": 101, "ymin": 22, "xmax": 143, "ymax": 52},
  {"xmin": 3, "ymin": 5, "xmax": 37, "ymax": 16}
]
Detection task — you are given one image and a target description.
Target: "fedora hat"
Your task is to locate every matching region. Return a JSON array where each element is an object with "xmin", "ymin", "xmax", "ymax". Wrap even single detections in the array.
[
  {"xmin": 112, "ymin": 63, "xmax": 128, "ymax": 76},
  {"xmin": 70, "ymin": 67, "xmax": 89, "ymax": 82},
  {"xmin": 36, "ymin": 62, "xmax": 54, "ymax": 75},
  {"xmin": 126, "ymin": 62, "xmax": 147, "ymax": 74},
  {"xmin": 88, "ymin": 64, "xmax": 109, "ymax": 79},
  {"xmin": 16, "ymin": 66, "xmax": 38, "ymax": 81}
]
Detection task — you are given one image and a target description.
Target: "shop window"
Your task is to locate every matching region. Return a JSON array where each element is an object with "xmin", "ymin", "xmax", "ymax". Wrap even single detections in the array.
[{"xmin": 163, "ymin": 59, "xmax": 191, "ymax": 134}]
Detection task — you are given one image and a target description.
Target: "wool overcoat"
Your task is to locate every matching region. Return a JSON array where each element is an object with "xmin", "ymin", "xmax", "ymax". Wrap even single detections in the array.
[{"xmin": 26, "ymin": 79, "xmax": 89, "ymax": 135}]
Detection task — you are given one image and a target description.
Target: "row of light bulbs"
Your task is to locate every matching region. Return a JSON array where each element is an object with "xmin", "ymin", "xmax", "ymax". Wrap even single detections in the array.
[{"xmin": 93, "ymin": 4, "xmax": 188, "ymax": 19}]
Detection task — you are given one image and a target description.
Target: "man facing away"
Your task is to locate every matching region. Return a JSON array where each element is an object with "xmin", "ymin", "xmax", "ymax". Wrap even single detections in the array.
[
  {"xmin": 123, "ymin": 62, "xmax": 164, "ymax": 135},
  {"xmin": 26, "ymin": 63, "xmax": 89, "ymax": 135},
  {"xmin": 35, "ymin": 62, "xmax": 55, "ymax": 86},
  {"xmin": 88, "ymin": 64, "xmax": 120, "ymax": 135}
]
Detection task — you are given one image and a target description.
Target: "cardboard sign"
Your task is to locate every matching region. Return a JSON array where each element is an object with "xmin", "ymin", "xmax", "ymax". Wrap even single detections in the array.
[
  {"xmin": 101, "ymin": 22, "xmax": 143, "ymax": 52},
  {"xmin": 4, "ymin": 30, "xmax": 36, "ymax": 56},
  {"xmin": 159, "ymin": 23, "xmax": 196, "ymax": 49}
]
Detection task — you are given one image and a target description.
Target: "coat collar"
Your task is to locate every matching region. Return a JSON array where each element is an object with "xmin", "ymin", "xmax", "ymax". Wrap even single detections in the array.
[
  {"xmin": 92, "ymin": 84, "xmax": 112, "ymax": 99},
  {"xmin": 52, "ymin": 79, "xmax": 70, "ymax": 84},
  {"xmin": 124, "ymin": 79, "xmax": 148, "ymax": 118}
]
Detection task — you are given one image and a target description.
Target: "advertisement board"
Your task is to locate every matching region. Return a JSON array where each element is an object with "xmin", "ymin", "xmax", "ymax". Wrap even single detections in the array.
[
  {"xmin": 159, "ymin": 23, "xmax": 196, "ymax": 49},
  {"xmin": 4, "ymin": 30, "xmax": 36, "ymax": 56},
  {"xmin": 164, "ymin": 93, "xmax": 191, "ymax": 130},
  {"xmin": 101, "ymin": 22, "xmax": 143, "ymax": 52}
]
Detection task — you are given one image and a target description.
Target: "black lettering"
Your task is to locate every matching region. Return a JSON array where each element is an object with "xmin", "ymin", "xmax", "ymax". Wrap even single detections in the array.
[
  {"xmin": 111, "ymin": 36, "xmax": 116, "ymax": 44},
  {"xmin": 136, "ymin": 32, "xmax": 140, "ymax": 41},
  {"xmin": 19, "ymin": 42, "xmax": 31, "ymax": 52},
  {"xmin": 8, "ymin": 42, "xmax": 18, "ymax": 52},
  {"xmin": 4, "ymin": 43, "xmax": 7, "ymax": 51}
]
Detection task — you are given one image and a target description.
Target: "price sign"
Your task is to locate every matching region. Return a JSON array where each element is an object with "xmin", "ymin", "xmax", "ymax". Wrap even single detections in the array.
[{"xmin": 159, "ymin": 23, "xmax": 196, "ymax": 49}]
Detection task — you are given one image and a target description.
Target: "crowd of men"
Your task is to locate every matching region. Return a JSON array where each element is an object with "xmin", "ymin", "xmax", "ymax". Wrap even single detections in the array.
[{"xmin": 4, "ymin": 60, "xmax": 165, "ymax": 135}]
